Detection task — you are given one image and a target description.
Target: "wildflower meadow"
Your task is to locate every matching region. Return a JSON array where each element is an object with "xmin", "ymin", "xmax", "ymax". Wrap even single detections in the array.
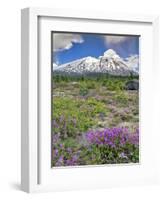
[{"xmin": 52, "ymin": 75, "xmax": 139, "ymax": 167}]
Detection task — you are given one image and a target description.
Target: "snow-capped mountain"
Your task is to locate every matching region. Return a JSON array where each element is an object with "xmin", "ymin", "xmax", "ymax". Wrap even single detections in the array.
[
  {"xmin": 125, "ymin": 55, "xmax": 139, "ymax": 73},
  {"xmin": 54, "ymin": 49, "xmax": 139, "ymax": 76}
]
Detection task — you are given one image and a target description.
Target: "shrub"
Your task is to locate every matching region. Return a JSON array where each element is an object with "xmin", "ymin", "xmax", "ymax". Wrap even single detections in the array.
[
  {"xmin": 52, "ymin": 97, "xmax": 106, "ymax": 138},
  {"xmin": 101, "ymin": 78, "xmax": 128, "ymax": 91},
  {"xmin": 79, "ymin": 86, "xmax": 89, "ymax": 96},
  {"xmin": 113, "ymin": 91, "xmax": 128, "ymax": 106},
  {"xmin": 86, "ymin": 81, "xmax": 96, "ymax": 89}
]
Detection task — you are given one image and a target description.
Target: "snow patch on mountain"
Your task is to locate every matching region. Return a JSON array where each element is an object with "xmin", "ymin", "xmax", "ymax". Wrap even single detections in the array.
[
  {"xmin": 53, "ymin": 63, "xmax": 58, "ymax": 71},
  {"xmin": 103, "ymin": 49, "xmax": 120, "ymax": 59},
  {"xmin": 125, "ymin": 55, "xmax": 139, "ymax": 73}
]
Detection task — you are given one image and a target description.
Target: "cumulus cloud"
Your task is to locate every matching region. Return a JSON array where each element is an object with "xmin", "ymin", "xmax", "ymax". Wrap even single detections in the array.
[
  {"xmin": 104, "ymin": 35, "xmax": 129, "ymax": 45},
  {"xmin": 53, "ymin": 33, "xmax": 84, "ymax": 52}
]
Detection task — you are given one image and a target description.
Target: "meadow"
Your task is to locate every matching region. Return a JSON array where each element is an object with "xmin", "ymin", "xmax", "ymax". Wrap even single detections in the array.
[{"xmin": 52, "ymin": 74, "xmax": 139, "ymax": 167}]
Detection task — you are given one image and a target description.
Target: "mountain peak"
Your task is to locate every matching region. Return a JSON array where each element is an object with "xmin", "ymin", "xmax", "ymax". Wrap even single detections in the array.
[
  {"xmin": 84, "ymin": 56, "xmax": 98, "ymax": 63},
  {"xmin": 103, "ymin": 49, "xmax": 120, "ymax": 59}
]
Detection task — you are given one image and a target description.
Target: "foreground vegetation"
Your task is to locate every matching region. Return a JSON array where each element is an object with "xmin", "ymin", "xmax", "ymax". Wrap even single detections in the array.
[{"xmin": 52, "ymin": 74, "xmax": 139, "ymax": 167}]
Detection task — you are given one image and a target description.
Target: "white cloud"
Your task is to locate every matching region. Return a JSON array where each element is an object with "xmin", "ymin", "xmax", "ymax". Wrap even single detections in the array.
[
  {"xmin": 53, "ymin": 33, "xmax": 84, "ymax": 52},
  {"xmin": 104, "ymin": 35, "xmax": 129, "ymax": 45}
]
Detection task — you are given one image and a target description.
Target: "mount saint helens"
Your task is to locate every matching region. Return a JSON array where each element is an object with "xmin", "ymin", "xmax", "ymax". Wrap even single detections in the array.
[{"xmin": 53, "ymin": 49, "xmax": 139, "ymax": 76}]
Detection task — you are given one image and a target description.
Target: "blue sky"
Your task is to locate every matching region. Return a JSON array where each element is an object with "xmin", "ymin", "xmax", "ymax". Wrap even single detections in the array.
[{"xmin": 53, "ymin": 33, "xmax": 139, "ymax": 65}]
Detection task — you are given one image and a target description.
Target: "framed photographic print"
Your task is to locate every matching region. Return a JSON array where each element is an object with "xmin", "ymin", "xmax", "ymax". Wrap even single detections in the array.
[
  {"xmin": 51, "ymin": 31, "xmax": 140, "ymax": 167},
  {"xmin": 21, "ymin": 8, "xmax": 159, "ymax": 193}
]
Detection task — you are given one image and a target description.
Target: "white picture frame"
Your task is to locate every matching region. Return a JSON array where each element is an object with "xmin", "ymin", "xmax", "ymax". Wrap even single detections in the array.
[{"xmin": 21, "ymin": 7, "xmax": 159, "ymax": 193}]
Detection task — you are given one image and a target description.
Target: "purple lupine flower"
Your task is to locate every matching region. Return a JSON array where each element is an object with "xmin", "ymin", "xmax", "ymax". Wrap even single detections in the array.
[
  {"xmin": 54, "ymin": 149, "xmax": 59, "ymax": 155},
  {"xmin": 67, "ymin": 147, "xmax": 72, "ymax": 153},
  {"xmin": 59, "ymin": 143, "xmax": 64, "ymax": 149},
  {"xmin": 65, "ymin": 154, "xmax": 79, "ymax": 166},
  {"xmin": 66, "ymin": 159, "xmax": 73, "ymax": 166},
  {"xmin": 55, "ymin": 155, "xmax": 64, "ymax": 166},
  {"xmin": 85, "ymin": 127, "xmax": 139, "ymax": 147},
  {"xmin": 52, "ymin": 149, "xmax": 59, "ymax": 159},
  {"xmin": 52, "ymin": 134, "xmax": 60, "ymax": 144},
  {"xmin": 58, "ymin": 155, "xmax": 63, "ymax": 162},
  {"xmin": 72, "ymin": 155, "xmax": 78, "ymax": 162}
]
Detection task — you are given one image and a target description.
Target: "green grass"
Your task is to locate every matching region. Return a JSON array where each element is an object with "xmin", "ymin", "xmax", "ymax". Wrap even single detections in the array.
[
  {"xmin": 52, "ymin": 74, "xmax": 139, "ymax": 134},
  {"xmin": 52, "ymin": 96, "xmax": 107, "ymax": 138}
]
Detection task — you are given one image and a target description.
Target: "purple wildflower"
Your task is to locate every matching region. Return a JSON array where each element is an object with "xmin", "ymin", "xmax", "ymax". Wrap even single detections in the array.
[
  {"xmin": 54, "ymin": 149, "xmax": 58, "ymax": 155},
  {"xmin": 55, "ymin": 155, "xmax": 64, "ymax": 166},
  {"xmin": 67, "ymin": 147, "xmax": 72, "ymax": 153},
  {"xmin": 52, "ymin": 134, "xmax": 60, "ymax": 144},
  {"xmin": 59, "ymin": 143, "xmax": 64, "ymax": 149},
  {"xmin": 85, "ymin": 127, "xmax": 139, "ymax": 147},
  {"xmin": 72, "ymin": 155, "xmax": 78, "ymax": 162}
]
